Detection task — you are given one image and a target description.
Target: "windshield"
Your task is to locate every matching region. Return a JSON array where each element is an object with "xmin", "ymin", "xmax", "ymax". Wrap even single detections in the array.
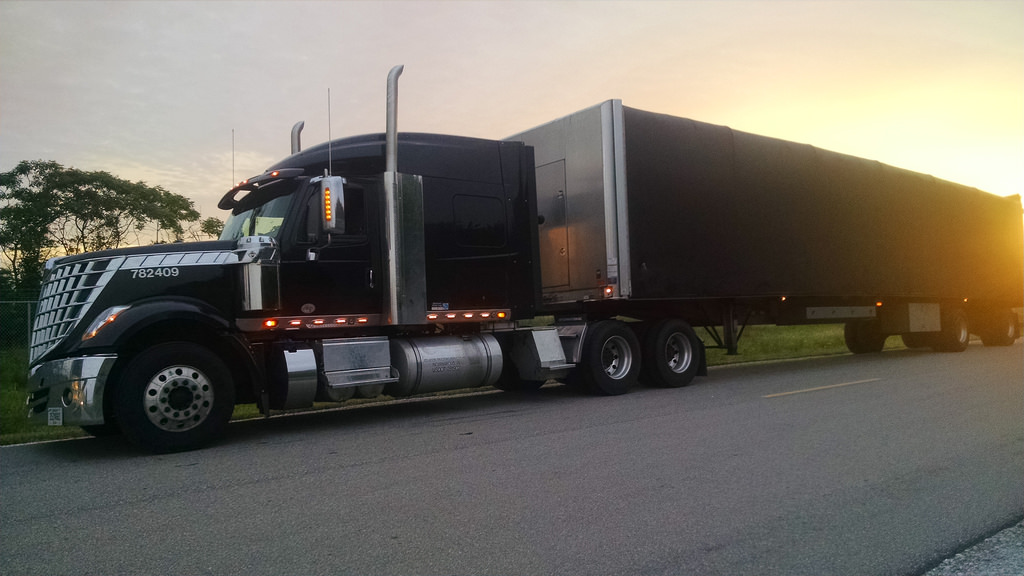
[{"xmin": 220, "ymin": 194, "xmax": 294, "ymax": 240}]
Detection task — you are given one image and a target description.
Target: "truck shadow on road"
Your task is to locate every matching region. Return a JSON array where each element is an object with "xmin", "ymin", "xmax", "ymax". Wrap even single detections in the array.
[{"xmin": 225, "ymin": 383, "xmax": 585, "ymax": 445}]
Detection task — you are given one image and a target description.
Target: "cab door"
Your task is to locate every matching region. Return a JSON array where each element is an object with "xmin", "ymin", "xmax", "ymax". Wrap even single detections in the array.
[{"xmin": 278, "ymin": 178, "xmax": 383, "ymax": 318}]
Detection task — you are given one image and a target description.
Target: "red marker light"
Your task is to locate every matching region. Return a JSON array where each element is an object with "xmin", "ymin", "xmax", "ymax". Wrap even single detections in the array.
[
  {"xmin": 289, "ymin": 320, "xmax": 302, "ymax": 326},
  {"xmin": 427, "ymin": 313, "xmax": 439, "ymax": 320}
]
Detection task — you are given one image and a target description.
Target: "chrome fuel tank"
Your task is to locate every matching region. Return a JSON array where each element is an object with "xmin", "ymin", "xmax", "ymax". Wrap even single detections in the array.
[{"xmin": 386, "ymin": 334, "xmax": 503, "ymax": 397}]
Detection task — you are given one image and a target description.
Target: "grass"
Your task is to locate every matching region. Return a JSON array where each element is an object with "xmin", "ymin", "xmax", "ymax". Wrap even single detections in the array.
[
  {"xmin": 0, "ymin": 324, "xmax": 904, "ymax": 445},
  {"xmin": 703, "ymin": 323, "xmax": 904, "ymax": 365}
]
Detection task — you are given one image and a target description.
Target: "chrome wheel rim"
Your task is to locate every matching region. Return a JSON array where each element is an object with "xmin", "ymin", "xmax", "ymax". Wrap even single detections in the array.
[
  {"xmin": 143, "ymin": 365, "xmax": 214, "ymax": 432},
  {"xmin": 665, "ymin": 332, "xmax": 693, "ymax": 374},
  {"xmin": 601, "ymin": 335, "xmax": 633, "ymax": 380}
]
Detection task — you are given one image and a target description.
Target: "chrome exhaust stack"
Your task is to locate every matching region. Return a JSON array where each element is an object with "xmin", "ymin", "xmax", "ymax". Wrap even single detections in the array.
[
  {"xmin": 386, "ymin": 65, "xmax": 404, "ymax": 173},
  {"xmin": 381, "ymin": 65, "xmax": 426, "ymax": 326},
  {"xmin": 291, "ymin": 121, "xmax": 304, "ymax": 154}
]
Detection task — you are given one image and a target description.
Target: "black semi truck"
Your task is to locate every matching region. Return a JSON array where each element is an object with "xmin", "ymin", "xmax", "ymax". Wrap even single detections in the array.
[{"xmin": 26, "ymin": 67, "xmax": 1023, "ymax": 452}]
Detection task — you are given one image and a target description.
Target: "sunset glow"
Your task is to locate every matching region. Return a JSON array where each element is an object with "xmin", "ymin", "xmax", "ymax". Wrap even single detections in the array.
[{"xmin": 1, "ymin": 1, "xmax": 1021, "ymax": 222}]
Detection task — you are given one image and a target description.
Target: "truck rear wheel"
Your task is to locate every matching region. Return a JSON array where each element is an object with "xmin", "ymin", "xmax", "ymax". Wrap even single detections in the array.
[
  {"xmin": 114, "ymin": 342, "xmax": 235, "ymax": 453},
  {"xmin": 844, "ymin": 319, "xmax": 886, "ymax": 354},
  {"xmin": 641, "ymin": 319, "xmax": 702, "ymax": 388},
  {"xmin": 979, "ymin": 310, "xmax": 1019, "ymax": 347},
  {"xmin": 577, "ymin": 320, "xmax": 640, "ymax": 396}
]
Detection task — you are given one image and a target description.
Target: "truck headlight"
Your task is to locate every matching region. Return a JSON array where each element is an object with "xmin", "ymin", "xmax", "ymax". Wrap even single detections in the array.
[{"xmin": 82, "ymin": 305, "xmax": 130, "ymax": 341}]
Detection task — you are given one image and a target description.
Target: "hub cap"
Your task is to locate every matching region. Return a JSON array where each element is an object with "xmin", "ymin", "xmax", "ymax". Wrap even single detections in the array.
[{"xmin": 143, "ymin": 365, "xmax": 214, "ymax": 432}]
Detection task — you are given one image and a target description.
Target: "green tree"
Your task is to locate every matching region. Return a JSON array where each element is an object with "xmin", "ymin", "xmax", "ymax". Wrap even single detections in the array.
[
  {"xmin": 0, "ymin": 161, "xmax": 62, "ymax": 292},
  {"xmin": 200, "ymin": 217, "xmax": 224, "ymax": 239},
  {"xmin": 0, "ymin": 160, "xmax": 200, "ymax": 291}
]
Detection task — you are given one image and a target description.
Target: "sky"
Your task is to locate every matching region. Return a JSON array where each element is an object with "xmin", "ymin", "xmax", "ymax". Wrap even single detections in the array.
[{"xmin": 1, "ymin": 1, "xmax": 1022, "ymax": 229}]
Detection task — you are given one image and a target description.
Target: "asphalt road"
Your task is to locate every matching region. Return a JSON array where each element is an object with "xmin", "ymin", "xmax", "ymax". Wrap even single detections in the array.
[{"xmin": 2, "ymin": 343, "xmax": 1021, "ymax": 576}]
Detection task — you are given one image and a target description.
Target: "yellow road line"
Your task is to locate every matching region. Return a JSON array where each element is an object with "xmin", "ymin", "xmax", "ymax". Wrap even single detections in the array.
[{"xmin": 763, "ymin": 378, "xmax": 883, "ymax": 399}]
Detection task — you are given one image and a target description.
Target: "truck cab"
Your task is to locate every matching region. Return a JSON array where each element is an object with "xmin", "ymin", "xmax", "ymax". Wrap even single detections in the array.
[{"xmin": 26, "ymin": 131, "xmax": 542, "ymax": 452}]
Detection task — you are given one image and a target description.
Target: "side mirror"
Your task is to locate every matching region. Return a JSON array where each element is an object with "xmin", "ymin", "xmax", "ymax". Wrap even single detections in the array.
[{"xmin": 320, "ymin": 176, "xmax": 347, "ymax": 234}]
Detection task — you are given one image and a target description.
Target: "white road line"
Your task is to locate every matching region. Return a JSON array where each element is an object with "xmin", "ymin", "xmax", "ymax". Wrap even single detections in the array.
[{"xmin": 763, "ymin": 378, "xmax": 883, "ymax": 399}]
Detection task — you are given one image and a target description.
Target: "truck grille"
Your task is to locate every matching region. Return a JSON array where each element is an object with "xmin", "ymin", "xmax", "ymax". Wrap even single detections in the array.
[{"xmin": 30, "ymin": 256, "xmax": 124, "ymax": 364}]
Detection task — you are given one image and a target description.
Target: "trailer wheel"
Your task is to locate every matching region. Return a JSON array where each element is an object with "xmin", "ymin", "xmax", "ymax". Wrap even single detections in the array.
[
  {"xmin": 578, "ymin": 320, "xmax": 640, "ymax": 396},
  {"xmin": 844, "ymin": 320, "xmax": 886, "ymax": 354},
  {"xmin": 114, "ymin": 342, "xmax": 235, "ymax": 453},
  {"xmin": 901, "ymin": 332, "xmax": 934, "ymax": 349},
  {"xmin": 933, "ymin": 309, "xmax": 970, "ymax": 352},
  {"xmin": 979, "ymin": 310, "xmax": 1019, "ymax": 347},
  {"xmin": 641, "ymin": 319, "xmax": 702, "ymax": 388}
]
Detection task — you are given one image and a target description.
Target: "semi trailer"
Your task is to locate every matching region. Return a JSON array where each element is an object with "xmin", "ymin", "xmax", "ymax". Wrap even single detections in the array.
[{"xmin": 26, "ymin": 67, "xmax": 1023, "ymax": 452}]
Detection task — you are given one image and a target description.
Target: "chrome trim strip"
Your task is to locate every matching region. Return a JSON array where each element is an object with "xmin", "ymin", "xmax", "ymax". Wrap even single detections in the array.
[{"xmin": 611, "ymin": 99, "xmax": 631, "ymax": 298}]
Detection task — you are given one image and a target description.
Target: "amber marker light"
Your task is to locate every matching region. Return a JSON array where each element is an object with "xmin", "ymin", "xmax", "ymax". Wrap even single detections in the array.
[
  {"xmin": 264, "ymin": 319, "xmax": 277, "ymax": 328},
  {"xmin": 876, "ymin": 301, "xmax": 884, "ymax": 308},
  {"xmin": 496, "ymin": 312, "xmax": 507, "ymax": 319},
  {"xmin": 603, "ymin": 286, "xmax": 614, "ymax": 297}
]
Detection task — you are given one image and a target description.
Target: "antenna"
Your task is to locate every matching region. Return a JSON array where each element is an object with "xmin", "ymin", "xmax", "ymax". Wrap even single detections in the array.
[
  {"xmin": 231, "ymin": 128, "xmax": 235, "ymax": 185},
  {"xmin": 327, "ymin": 88, "xmax": 332, "ymax": 176}
]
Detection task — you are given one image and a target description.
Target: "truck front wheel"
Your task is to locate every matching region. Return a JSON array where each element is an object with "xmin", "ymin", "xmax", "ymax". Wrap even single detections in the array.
[
  {"xmin": 114, "ymin": 342, "xmax": 235, "ymax": 453},
  {"xmin": 641, "ymin": 319, "xmax": 702, "ymax": 388},
  {"xmin": 577, "ymin": 320, "xmax": 640, "ymax": 396}
]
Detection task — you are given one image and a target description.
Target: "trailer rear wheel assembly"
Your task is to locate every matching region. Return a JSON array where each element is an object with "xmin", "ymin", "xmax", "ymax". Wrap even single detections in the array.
[
  {"xmin": 901, "ymin": 332, "xmax": 933, "ymax": 349},
  {"xmin": 114, "ymin": 342, "xmax": 236, "ymax": 453},
  {"xmin": 844, "ymin": 319, "xmax": 886, "ymax": 354},
  {"xmin": 979, "ymin": 310, "xmax": 1019, "ymax": 347},
  {"xmin": 934, "ymin": 309, "xmax": 970, "ymax": 352},
  {"xmin": 577, "ymin": 320, "xmax": 640, "ymax": 395},
  {"xmin": 642, "ymin": 319, "xmax": 702, "ymax": 387}
]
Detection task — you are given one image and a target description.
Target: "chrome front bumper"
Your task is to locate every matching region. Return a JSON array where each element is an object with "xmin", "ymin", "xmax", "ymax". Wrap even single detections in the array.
[{"xmin": 26, "ymin": 355, "xmax": 117, "ymax": 427}]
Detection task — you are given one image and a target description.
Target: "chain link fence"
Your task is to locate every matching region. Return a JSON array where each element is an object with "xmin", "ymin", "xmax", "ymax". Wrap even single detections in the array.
[{"xmin": 1, "ymin": 300, "xmax": 36, "ymax": 388}]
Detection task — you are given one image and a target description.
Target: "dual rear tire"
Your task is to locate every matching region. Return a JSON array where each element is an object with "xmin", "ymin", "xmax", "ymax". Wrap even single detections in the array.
[{"xmin": 574, "ymin": 318, "xmax": 702, "ymax": 395}]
